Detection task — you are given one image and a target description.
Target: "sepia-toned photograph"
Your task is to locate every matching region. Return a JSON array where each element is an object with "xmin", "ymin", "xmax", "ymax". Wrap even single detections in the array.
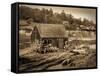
[{"xmin": 18, "ymin": 3, "xmax": 97, "ymax": 72}]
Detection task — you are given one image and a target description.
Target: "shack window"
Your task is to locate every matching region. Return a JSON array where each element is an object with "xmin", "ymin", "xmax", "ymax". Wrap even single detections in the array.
[
  {"xmin": 48, "ymin": 39, "xmax": 52, "ymax": 44},
  {"xmin": 43, "ymin": 40, "xmax": 48, "ymax": 44},
  {"xmin": 42, "ymin": 39, "xmax": 52, "ymax": 45}
]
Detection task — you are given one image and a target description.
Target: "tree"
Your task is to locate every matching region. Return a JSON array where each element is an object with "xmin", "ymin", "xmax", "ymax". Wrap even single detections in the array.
[
  {"xmin": 33, "ymin": 8, "xmax": 42, "ymax": 23},
  {"xmin": 19, "ymin": 6, "xmax": 33, "ymax": 19},
  {"xmin": 60, "ymin": 10, "xmax": 67, "ymax": 21},
  {"xmin": 49, "ymin": 8, "xmax": 53, "ymax": 16}
]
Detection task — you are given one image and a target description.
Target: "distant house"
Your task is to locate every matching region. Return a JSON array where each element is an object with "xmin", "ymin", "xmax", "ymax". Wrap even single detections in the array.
[
  {"xmin": 31, "ymin": 24, "xmax": 68, "ymax": 49},
  {"xmin": 19, "ymin": 20, "xmax": 33, "ymax": 31},
  {"xmin": 80, "ymin": 25, "xmax": 96, "ymax": 31},
  {"xmin": 19, "ymin": 20, "xmax": 29, "ymax": 26},
  {"xmin": 19, "ymin": 20, "xmax": 33, "ymax": 43}
]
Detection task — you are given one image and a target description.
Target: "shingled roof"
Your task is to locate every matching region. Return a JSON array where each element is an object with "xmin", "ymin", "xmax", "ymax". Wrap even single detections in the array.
[{"xmin": 35, "ymin": 24, "xmax": 68, "ymax": 38}]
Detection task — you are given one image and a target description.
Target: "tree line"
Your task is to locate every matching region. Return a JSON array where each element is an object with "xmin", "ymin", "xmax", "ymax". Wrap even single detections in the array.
[{"xmin": 19, "ymin": 6, "xmax": 96, "ymax": 30}]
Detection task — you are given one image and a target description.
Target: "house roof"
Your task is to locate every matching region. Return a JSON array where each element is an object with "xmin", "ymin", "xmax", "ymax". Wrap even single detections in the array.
[
  {"xmin": 19, "ymin": 20, "xmax": 29, "ymax": 26},
  {"xmin": 66, "ymin": 30, "xmax": 96, "ymax": 38},
  {"xmin": 19, "ymin": 26, "xmax": 33, "ymax": 31},
  {"xmin": 35, "ymin": 24, "xmax": 68, "ymax": 38},
  {"xmin": 19, "ymin": 20, "xmax": 34, "ymax": 30}
]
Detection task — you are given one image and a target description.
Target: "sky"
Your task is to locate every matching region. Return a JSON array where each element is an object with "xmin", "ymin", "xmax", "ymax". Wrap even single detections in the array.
[{"xmin": 19, "ymin": 4, "xmax": 96, "ymax": 23}]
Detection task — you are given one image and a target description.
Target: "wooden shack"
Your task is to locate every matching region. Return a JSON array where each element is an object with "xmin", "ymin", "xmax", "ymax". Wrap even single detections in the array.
[{"xmin": 31, "ymin": 24, "xmax": 68, "ymax": 49}]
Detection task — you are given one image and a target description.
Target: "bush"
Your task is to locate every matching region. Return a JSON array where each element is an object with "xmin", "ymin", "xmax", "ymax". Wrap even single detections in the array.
[{"xmin": 19, "ymin": 42, "xmax": 31, "ymax": 49}]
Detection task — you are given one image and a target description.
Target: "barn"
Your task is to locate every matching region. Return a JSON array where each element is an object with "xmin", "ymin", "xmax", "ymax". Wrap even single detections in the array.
[{"xmin": 31, "ymin": 24, "xmax": 68, "ymax": 49}]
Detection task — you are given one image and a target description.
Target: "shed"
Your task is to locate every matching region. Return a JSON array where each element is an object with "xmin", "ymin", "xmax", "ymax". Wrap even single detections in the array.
[{"xmin": 31, "ymin": 24, "xmax": 68, "ymax": 49}]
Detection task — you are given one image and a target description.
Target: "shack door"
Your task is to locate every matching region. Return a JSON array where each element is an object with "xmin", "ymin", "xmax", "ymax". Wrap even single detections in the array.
[{"xmin": 58, "ymin": 39, "xmax": 63, "ymax": 49}]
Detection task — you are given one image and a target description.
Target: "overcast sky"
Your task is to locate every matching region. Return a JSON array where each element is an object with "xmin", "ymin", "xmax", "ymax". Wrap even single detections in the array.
[{"xmin": 19, "ymin": 4, "xmax": 96, "ymax": 23}]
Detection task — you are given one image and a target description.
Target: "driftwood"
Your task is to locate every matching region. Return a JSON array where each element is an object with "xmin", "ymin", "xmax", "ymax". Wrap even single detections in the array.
[
  {"xmin": 40, "ymin": 57, "xmax": 65, "ymax": 70},
  {"xmin": 19, "ymin": 52, "xmax": 75, "ymax": 71}
]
